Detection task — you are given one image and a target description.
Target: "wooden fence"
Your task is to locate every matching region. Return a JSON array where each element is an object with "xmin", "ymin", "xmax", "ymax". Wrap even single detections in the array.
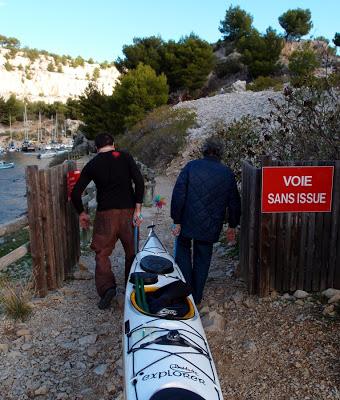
[
  {"xmin": 240, "ymin": 159, "xmax": 340, "ymax": 296},
  {"xmin": 0, "ymin": 161, "xmax": 95, "ymax": 297},
  {"xmin": 26, "ymin": 162, "xmax": 81, "ymax": 296}
]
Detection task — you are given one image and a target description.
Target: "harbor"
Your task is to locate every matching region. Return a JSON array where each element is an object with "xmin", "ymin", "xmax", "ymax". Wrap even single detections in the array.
[{"xmin": 0, "ymin": 152, "xmax": 50, "ymax": 224}]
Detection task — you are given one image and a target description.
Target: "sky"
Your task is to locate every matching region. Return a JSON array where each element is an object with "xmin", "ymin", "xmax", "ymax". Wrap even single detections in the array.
[{"xmin": 0, "ymin": 0, "xmax": 339, "ymax": 62}]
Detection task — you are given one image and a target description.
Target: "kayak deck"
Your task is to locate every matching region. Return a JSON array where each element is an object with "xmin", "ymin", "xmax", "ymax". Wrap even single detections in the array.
[{"xmin": 123, "ymin": 228, "xmax": 223, "ymax": 400}]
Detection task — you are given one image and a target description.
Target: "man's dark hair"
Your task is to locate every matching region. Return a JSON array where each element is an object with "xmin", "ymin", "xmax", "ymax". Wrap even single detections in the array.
[
  {"xmin": 95, "ymin": 133, "xmax": 114, "ymax": 149},
  {"xmin": 202, "ymin": 137, "xmax": 225, "ymax": 160}
]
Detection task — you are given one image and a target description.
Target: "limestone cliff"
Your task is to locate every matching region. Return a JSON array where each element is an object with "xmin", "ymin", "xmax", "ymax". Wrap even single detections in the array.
[{"xmin": 0, "ymin": 48, "xmax": 120, "ymax": 103}]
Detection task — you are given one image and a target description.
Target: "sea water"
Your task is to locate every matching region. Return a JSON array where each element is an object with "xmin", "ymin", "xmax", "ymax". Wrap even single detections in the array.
[{"xmin": 0, "ymin": 152, "xmax": 49, "ymax": 224}]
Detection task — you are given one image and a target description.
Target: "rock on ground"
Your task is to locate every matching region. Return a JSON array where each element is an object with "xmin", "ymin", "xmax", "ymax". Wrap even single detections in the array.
[
  {"xmin": 322, "ymin": 288, "xmax": 340, "ymax": 299},
  {"xmin": 293, "ymin": 290, "xmax": 309, "ymax": 299}
]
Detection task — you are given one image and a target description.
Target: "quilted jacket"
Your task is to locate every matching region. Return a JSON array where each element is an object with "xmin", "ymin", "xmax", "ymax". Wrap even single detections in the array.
[{"xmin": 171, "ymin": 156, "xmax": 241, "ymax": 243}]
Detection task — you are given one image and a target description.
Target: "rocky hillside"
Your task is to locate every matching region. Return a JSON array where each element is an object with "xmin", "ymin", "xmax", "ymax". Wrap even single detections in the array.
[
  {"xmin": 177, "ymin": 89, "xmax": 281, "ymax": 139},
  {"xmin": 167, "ymin": 89, "xmax": 282, "ymax": 174},
  {"xmin": 0, "ymin": 48, "xmax": 120, "ymax": 103}
]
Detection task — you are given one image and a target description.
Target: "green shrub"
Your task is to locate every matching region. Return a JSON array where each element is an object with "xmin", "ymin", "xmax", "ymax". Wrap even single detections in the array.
[
  {"xmin": 100, "ymin": 60, "xmax": 109, "ymax": 69},
  {"xmin": 260, "ymin": 79, "xmax": 339, "ymax": 160},
  {"xmin": 17, "ymin": 64, "xmax": 23, "ymax": 71},
  {"xmin": 24, "ymin": 48, "xmax": 40, "ymax": 62},
  {"xmin": 57, "ymin": 64, "xmax": 63, "ymax": 73},
  {"xmin": 8, "ymin": 47, "xmax": 18, "ymax": 58},
  {"xmin": 92, "ymin": 67, "xmax": 100, "ymax": 81},
  {"xmin": 117, "ymin": 106, "xmax": 196, "ymax": 169},
  {"xmin": 237, "ymin": 28, "xmax": 283, "ymax": 78},
  {"xmin": 61, "ymin": 56, "xmax": 68, "ymax": 66},
  {"xmin": 72, "ymin": 56, "xmax": 85, "ymax": 68},
  {"xmin": 215, "ymin": 57, "xmax": 242, "ymax": 78},
  {"xmin": 219, "ymin": 5, "xmax": 253, "ymax": 42},
  {"xmin": 47, "ymin": 62, "xmax": 55, "ymax": 72},
  {"xmin": 278, "ymin": 8, "xmax": 313, "ymax": 41},
  {"xmin": 0, "ymin": 35, "xmax": 20, "ymax": 48},
  {"xmin": 112, "ymin": 63, "xmax": 169, "ymax": 132},
  {"xmin": 52, "ymin": 54, "xmax": 62, "ymax": 65},
  {"xmin": 116, "ymin": 34, "xmax": 215, "ymax": 94},
  {"xmin": 88, "ymin": 57, "xmax": 94, "ymax": 64},
  {"xmin": 85, "ymin": 72, "xmax": 90, "ymax": 80},
  {"xmin": 4, "ymin": 61, "xmax": 13, "ymax": 71},
  {"xmin": 288, "ymin": 44, "xmax": 320, "ymax": 87},
  {"xmin": 213, "ymin": 116, "xmax": 262, "ymax": 182},
  {"xmin": 333, "ymin": 33, "xmax": 340, "ymax": 47},
  {"xmin": 246, "ymin": 76, "xmax": 283, "ymax": 92},
  {"xmin": 314, "ymin": 36, "xmax": 329, "ymax": 44},
  {"xmin": 79, "ymin": 65, "xmax": 169, "ymax": 139},
  {"xmin": 0, "ymin": 278, "xmax": 32, "ymax": 322}
]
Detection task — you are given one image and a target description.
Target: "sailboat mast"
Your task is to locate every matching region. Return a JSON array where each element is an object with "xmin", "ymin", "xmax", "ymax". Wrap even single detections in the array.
[
  {"xmin": 9, "ymin": 114, "xmax": 12, "ymax": 141},
  {"xmin": 51, "ymin": 115, "xmax": 54, "ymax": 142},
  {"xmin": 37, "ymin": 112, "xmax": 42, "ymax": 142},
  {"xmin": 55, "ymin": 113, "xmax": 58, "ymax": 141},
  {"xmin": 24, "ymin": 104, "xmax": 28, "ymax": 141}
]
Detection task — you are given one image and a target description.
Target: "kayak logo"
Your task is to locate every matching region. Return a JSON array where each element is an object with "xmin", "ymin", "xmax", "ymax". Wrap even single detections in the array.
[
  {"xmin": 170, "ymin": 364, "xmax": 198, "ymax": 376},
  {"xmin": 112, "ymin": 151, "xmax": 120, "ymax": 158},
  {"xmin": 157, "ymin": 308, "xmax": 177, "ymax": 317},
  {"xmin": 141, "ymin": 367, "xmax": 205, "ymax": 385}
]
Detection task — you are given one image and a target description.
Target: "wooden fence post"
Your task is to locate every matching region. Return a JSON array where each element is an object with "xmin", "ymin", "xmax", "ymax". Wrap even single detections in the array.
[
  {"xmin": 26, "ymin": 165, "xmax": 47, "ymax": 297},
  {"xmin": 329, "ymin": 160, "xmax": 340, "ymax": 288},
  {"xmin": 258, "ymin": 157, "xmax": 272, "ymax": 296},
  {"xmin": 39, "ymin": 169, "xmax": 57, "ymax": 290}
]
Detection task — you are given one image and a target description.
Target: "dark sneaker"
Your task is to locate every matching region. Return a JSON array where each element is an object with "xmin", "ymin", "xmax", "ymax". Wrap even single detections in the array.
[{"xmin": 98, "ymin": 287, "xmax": 117, "ymax": 310}]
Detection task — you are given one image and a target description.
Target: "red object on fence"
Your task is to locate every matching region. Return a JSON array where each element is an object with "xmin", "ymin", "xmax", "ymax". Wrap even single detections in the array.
[
  {"xmin": 262, "ymin": 166, "xmax": 334, "ymax": 213},
  {"xmin": 67, "ymin": 170, "xmax": 81, "ymax": 201}
]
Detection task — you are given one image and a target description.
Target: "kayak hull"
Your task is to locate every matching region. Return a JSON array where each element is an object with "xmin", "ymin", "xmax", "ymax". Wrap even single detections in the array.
[{"xmin": 123, "ymin": 230, "xmax": 223, "ymax": 400}]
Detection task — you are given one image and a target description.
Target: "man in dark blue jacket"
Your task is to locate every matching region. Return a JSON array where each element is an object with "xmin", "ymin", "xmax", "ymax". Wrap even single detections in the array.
[{"xmin": 171, "ymin": 137, "xmax": 241, "ymax": 304}]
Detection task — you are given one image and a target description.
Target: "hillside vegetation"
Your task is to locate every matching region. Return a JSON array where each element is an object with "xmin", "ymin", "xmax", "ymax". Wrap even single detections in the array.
[
  {"xmin": 0, "ymin": 6, "xmax": 338, "ymax": 168},
  {"xmin": 72, "ymin": 5, "xmax": 338, "ymax": 165}
]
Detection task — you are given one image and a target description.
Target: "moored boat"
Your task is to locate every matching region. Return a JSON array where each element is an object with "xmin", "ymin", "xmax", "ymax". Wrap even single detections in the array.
[
  {"xmin": 37, "ymin": 150, "xmax": 58, "ymax": 159},
  {"xmin": 8, "ymin": 141, "xmax": 18, "ymax": 152},
  {"xmin": 21, "ymin": 140, "xmax": 36, "ymax": 152},
  {"xmin": 123, "ymin": 226, "xmax": 223, "ymax": 400},
  {"xmin": 0, "ymin": 161, "xmax": 15, "ymax": 169},
  {"xmin": 37, "ymin": 148, "xmax": 69, "ymax": 159}
]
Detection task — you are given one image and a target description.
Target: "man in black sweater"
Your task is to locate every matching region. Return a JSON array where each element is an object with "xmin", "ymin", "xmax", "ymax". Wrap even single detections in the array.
[{"xmin": 71, "ymin": 133, "xmax": 144, "ymax": 309}]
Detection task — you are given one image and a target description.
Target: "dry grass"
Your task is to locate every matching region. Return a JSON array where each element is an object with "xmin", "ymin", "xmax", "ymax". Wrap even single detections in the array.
[{"xmin": 0, "ymin": 277, "xmax": 33, "ymax": 321}]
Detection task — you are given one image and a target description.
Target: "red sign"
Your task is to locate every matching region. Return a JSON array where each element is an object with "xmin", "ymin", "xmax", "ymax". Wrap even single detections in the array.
[
  {"xmin": 262, "ymin": 166, "xmax": 334, "ymax": 213},
  {"xmin": 67, "ymin": 170, "xmax": 81, "ymax": 201}
]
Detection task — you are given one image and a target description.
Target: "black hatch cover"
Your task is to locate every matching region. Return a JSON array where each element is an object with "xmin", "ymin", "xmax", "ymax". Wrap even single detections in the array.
[
  {"xmin": 150, "ymin": 388, "xmax": 205, "ymax": 400},
  {"xmin": 140, "ymin": 255, "xmax": 174, "ymax": 274}
]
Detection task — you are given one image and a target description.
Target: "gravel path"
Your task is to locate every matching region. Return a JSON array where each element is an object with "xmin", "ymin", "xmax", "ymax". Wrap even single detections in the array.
[{"xmin": 0, "ymin": 175, "xmax": 339, "ymax": 400}]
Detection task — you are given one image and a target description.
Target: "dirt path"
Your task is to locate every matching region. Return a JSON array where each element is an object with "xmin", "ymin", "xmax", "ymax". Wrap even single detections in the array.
[{"xmin": 0, "ymin": 175, "xmax": 339, "ymax": 400}]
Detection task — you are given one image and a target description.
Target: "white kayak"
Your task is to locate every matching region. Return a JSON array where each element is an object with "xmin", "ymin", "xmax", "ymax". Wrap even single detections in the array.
[{"xmin": 123, "ymin": 226, "xmax": 223, "ymax": 400}]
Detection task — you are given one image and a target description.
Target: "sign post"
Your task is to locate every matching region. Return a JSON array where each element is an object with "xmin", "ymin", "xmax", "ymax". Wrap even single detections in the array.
[{"xmin": 262, "ymin": 166, "xmax": 334, "ymax": 213}]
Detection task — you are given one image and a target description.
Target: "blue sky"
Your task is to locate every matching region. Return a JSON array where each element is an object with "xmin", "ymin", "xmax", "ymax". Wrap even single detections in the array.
[{"xmin": 0, "ymin": 0, "xmax": 339, "ymax": 62}]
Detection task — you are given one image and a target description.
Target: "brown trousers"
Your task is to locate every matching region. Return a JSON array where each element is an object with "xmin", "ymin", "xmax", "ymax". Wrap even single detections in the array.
[{"xmin": 90, "ymin": 209, "xmax": 135, "ymax": 297}]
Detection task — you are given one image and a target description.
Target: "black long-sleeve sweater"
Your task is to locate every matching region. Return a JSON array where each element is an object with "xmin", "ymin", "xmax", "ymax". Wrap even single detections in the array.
[{"xmin": 71, "ymin": 150, "xmax": 144, "ymax": 214}]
